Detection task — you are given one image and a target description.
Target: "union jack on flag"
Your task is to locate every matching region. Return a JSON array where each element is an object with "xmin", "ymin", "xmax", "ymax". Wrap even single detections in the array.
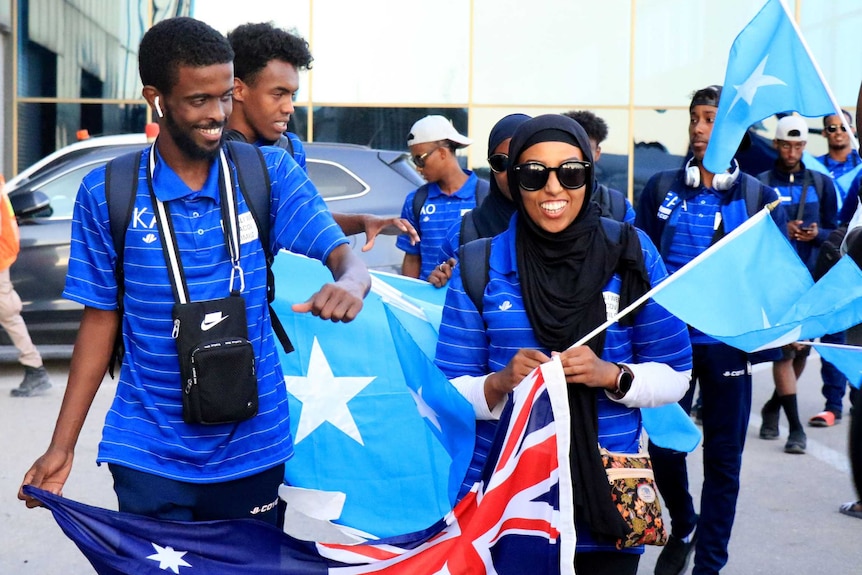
[{"xmin": 25, "ymin": 360, "xmax": 576, "ymax": 575}]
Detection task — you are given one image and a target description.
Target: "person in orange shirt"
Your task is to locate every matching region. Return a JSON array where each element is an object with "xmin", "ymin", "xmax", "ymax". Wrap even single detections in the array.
[{"xmin": 0, "ymin": 179, "xmax": 52, "ymax": 397}]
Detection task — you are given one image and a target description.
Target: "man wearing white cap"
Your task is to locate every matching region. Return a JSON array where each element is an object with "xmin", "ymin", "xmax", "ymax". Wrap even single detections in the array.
[
  {"xmin": 398, "ymin": 115, "xmax": 486, "ymax": 280},
  {"xmin": 757, "ymin": 114, "xmax": 838, "ymax": 455}
]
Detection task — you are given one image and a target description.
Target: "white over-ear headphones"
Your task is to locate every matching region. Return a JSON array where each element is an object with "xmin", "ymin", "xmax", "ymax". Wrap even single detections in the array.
[
  {"xmin": 154, "ymin": 96, "xmax": 164, "ymax": 119},
  {"xmin": 684, "ymin": 157, "xmax": 740, "ymax": 191}
]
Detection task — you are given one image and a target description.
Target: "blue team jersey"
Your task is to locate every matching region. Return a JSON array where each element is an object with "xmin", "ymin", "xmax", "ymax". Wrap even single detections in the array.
[
  {"xmin": 396, "ymin": 171, "xmax": 479, "ymax": 280},
  {"xmin": 64, "ymin": 145, "xmax": 347, "ymax": 483},
  {"xmin": 434, "ymin": 216, "xmax": 692, "ymax": 553}
]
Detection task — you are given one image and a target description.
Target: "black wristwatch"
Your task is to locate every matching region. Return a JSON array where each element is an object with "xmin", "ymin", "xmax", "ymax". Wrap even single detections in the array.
[{"xmin": 613, "ymin": 363, "xmax": 634, "ymax": 397}]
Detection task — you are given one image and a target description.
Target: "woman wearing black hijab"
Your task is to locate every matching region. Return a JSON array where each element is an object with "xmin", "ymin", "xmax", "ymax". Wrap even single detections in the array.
[
  {"xmin": 435, "ymin": 114, "xmax": 693, "ymax": 574},
  {"xmin": 428, "ymin": 113, "xmax": 531, "ymax": 288}
]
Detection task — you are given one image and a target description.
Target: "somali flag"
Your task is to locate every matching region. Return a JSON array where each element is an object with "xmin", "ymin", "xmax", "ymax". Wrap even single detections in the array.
[
  {"xmin": 703, "ymin": 0, "xmax": 836, "ymax": 174},
  {"xmin": 271, "ymin": 253, "xmax": 474, "ymax": 539},
  {"xmin": 650, "ymin": 207, "xmax": 862, "ymax": 352}
]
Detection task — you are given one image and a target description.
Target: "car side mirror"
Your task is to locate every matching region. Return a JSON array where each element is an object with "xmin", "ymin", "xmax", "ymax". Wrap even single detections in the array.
[{"xmin": 10, "ymin": 190, "xmax": 52, "ymax": 218}]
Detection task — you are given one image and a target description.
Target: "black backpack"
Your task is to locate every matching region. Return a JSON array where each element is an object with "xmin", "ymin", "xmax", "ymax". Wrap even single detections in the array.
[
  {"xmin": 458, "ymin": 217, "xmax": 624, "ymax": 314},
  {"xmin": 104, "ymin": 141, "xmax": 293, "ymax": 375},
  {"xmin": 594, "ymin": 183, "xmax": 628, "ymax": 222}
]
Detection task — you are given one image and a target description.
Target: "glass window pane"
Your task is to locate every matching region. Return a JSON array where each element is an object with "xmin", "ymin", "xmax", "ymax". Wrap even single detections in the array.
[
  {"xmin": 800, "ymin": 0, "xmax": 862, "ymax": 108},
  {"xmin": 472, "ymin": 0, "xmax": 631, "ymax": 106},
  {"xmin": 18, "ymin": 0, "xmax": 151, "ymax": 99},
  {"xmin": 311, "ymin": 106, "xmax": 467, "ymax": 153},
  {"xmin": 634, "ymin": 0, "xmax": 766, "ymax": 108},
  {"xmin": 310, "ymin": 0, "xmax": 469, "ymax": 104}
]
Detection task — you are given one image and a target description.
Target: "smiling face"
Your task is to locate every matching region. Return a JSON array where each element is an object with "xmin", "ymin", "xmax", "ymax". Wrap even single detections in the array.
[
  {"xmin": 517, "ymin": 141, "xmax": 587, "ymax": 234},
  {"xmin": 156, "ymin": 62, "xmax": 234, "ymax": 161},
  {"xmin": 235, "ymin": 59, "xmax": 299, "ymax": 143},
  {"xmin": 823, "ymin": 113, "xmax": 851, "ymax": 151}
]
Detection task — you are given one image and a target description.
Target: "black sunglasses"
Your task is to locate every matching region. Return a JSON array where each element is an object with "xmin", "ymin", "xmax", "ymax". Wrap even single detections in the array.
[
  {"xmin": 412, "ymin": 145, "xmax": 445, "ymax": 168},
  {"xmin": 513, "ymin": 160, "xmax": 591, "ymax": 192},
  {"xmin": 826, "ymin": 124, "xmax": 848, "ymax": 133},
  {"xmin": 488, "ymin": 153, "xmax": 508, "ymax": 174}
]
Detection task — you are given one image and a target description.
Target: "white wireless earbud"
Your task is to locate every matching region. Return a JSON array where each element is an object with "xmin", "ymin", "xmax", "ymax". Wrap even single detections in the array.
[{"xmin": 154, "ymin": 96, "xmax": 164, "ymax": 119}]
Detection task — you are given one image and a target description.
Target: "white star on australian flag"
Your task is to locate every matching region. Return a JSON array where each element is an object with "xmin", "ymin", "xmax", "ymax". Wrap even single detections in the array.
[{"xmin": 146, "ymin": 542, "xmax": 191, "ymax": 574}]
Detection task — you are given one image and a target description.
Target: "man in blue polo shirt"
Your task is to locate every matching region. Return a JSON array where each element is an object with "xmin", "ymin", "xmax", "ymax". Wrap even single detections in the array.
[
  {"xmin": 636, "ymin": 85, "xmax": 786, "ymax": 575},
  {"xmin": 18, "ymin": 17, "xmax": 370, "ymax": 526},
  {"xmin": 398, "ymin": 115, "xmax": 481, "ymax": 281}
]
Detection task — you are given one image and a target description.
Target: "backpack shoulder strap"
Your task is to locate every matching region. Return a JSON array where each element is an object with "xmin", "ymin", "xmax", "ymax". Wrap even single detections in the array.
[
  {"xmin": 740, "ymin": 174, "xmax": 761, "ymax": 217},
  {"xmin": 225, "ymin": 140, "xmax": 294, "ymax": 354},
  {"xmin": 226, "ymin": 140, "xmax": 271, "ymax": 252},
  {"xmin": 459, "ymin": 211, "xmax": 480, "ymax": 247},
  {"xmin": 104, "ymin": 149, "xmax": 142, "ymax": 378},
  {"xmin": 275, "ymin": 134, "xmax": 295, "ymax": 158},
  {"xmin": 600, "ymin": 216, "xmax": 623, "ymax": 243},
  {"xmin": 475, "ymin": 178, "xmax": 490, "ymax": 206},
  {"xmin": 412, "ymin": 184, "xmax": 431, "ymax": 222},
  {"xmin": 458, "ymin": 237, "xmax": 491, "ymax": 315},
  {"xmin": 609, "ymin": 187, "xmax": 627, "ymax": 222},
  {"xmin": 412, "ymin": 183, "xmax": 431, "ymax": 224}
]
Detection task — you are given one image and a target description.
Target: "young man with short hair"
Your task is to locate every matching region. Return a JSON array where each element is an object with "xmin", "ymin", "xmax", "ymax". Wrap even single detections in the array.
[
  {"xmin": 399, "ymin": 115, "xmax": 479, "ymax": 280},
  {"xmin": 636, "ymin": 85, "xmax": 786, "ymax": 575},
  {"xmin": 756, "ymin": 115, "xmax": 837, "ymax": 454},
  {"xmin": 226, "ymin": 22, "xmax": 417, "ymax": 250},
  {"xmin": 18, "ymin": 17, "xmax": 370, "ymax": 524}
]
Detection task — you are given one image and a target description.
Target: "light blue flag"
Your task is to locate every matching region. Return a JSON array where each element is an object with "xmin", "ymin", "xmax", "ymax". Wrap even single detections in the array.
[
  {"xmin": 651, "ymin": 207, "xmax": 862, "ymax": 353},
  {"xmin": 271, "ymin": 253, "xmax": 474, "ymax": 538},
  {"xmin": 652, "ymin": 208, "xmax": 814, "ymax": 351},
  {"xmin": 802, "ymin": 151, "xmax": 830, "ymax": 178},
  {"xmin": 811, "ymin": 344, "xmax": 862, "ymax": 389},
  {"xmin": 703, "ymin": 0, "xmax": 836, "ymax": 174}
]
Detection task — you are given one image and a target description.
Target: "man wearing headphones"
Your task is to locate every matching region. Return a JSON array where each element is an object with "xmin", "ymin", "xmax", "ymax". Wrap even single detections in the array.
[{"xmin": 635, "ymin": 85, "xmax": 787, "ymax": 575}]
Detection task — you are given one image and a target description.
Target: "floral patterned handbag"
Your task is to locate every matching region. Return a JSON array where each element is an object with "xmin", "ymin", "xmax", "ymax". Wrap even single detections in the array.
[{"xmin": 599, "ymin": 438, "xmax": 669, "ymax": 550}]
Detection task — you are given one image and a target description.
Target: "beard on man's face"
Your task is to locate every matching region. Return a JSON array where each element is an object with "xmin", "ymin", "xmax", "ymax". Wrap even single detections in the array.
[{"xmin": 163, "ymin": 108, "xmax": 225, "ymax": 161}]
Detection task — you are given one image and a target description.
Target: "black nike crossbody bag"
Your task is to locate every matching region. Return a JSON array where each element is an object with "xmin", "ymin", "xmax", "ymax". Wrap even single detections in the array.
[{"xmin": 150, "ymin": 147, "xmax": 258, "ymax": 425}]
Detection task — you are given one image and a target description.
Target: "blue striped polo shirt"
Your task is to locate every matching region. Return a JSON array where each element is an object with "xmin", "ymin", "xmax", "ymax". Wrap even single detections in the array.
[
  {"xmin": 434, "ymin": 217, "xmax": 692, "ymax": 552},
  {"xmin": 63, "ymin": 144, "xmax": 347, "ymax": 483},
  {"xmin": 396, "ymin": 171, "xmax": 479, "ymax": 280}
]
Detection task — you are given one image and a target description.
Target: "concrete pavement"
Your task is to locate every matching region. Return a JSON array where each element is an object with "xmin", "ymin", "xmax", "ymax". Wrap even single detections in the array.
[{"xmin": 1, "ymin": 356, "xmax": 860, "ymax": 574}]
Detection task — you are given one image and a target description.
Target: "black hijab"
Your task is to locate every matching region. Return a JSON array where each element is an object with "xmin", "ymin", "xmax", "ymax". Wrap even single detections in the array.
[
  {"xmin": 506, "ymin": 114, "xmax": 651, "ymax": 542},
  {"xmin": 470, "ymin": 113, "xmax": 531, "ymax": 238}
]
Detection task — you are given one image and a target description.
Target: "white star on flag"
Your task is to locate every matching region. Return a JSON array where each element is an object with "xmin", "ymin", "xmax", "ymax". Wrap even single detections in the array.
[
  {"xmin": 409, "ymin": 385, "xmax": 442, "ymax": 432},
  {"xmin": 146, "ymin": 543, "xmax": 191, "ymax": 574},
  {"xmin": 285, "ymin": 337, "xmax": 375, "ymax": 445},
  {"xmin": 727, "ymin": 55, "xmax": 785, "ymax": 115}
]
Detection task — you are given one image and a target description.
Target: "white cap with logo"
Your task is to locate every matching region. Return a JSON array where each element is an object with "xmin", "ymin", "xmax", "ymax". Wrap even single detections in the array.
[
  {"xmin": 407, "ymin": 115, "xmax": 472, "ymax": 148},
  {"xmin": 775, "ymin": 115, "xmax": 809, "ymax": 142}
]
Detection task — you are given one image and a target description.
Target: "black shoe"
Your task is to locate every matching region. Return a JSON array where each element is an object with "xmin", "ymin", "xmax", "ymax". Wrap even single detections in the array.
[
  {"xmin": 10, "ymin": 366, "xmax": 52, "ymax": 397},
  {"xmin": 655, "ymin": 522, "xmax": 697, "ymax": 575},
  {"xmin": 784, "ymin": 430, "xmax": 807, "ymax": 454},
  {"xmin": 760, "ymin": 405, "xmax": 780, "ymax": 440}
]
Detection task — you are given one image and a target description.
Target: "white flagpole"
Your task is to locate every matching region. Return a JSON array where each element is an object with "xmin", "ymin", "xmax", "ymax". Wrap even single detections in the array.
[
  {"xmin": 778, "ymin": 0, "xmax": 859, "ymax": 150},
  {"xmin": 567, "ymin": 204, "xmax": 778, "ymax": 350}
]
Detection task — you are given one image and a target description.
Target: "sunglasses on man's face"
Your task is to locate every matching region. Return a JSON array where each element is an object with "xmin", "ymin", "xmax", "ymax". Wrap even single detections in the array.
[
  {"xmin": 412, "ymin": 145, "xmax": 444, "ymax": 168},
  {"xmin": 826, "ymin": 124, "xmax": 848, "ymax": 133},
  {"xmin": 513, "ymin": 160, "xmax": 591, "ymax": 192},
  {"xmin": 488, "ymin": 153, "xmax": 508, "ymax": 174}
]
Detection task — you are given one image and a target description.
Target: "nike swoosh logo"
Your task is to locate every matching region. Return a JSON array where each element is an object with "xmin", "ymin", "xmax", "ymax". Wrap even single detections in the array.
[{"xmin": 200, "ymin": 312, "xmax": 229, "ymax": 331}]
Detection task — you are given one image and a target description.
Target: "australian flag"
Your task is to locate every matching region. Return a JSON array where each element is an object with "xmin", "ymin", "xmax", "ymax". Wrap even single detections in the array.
[{"xmin": 25, "ymin": 359, "xmax": 576, "ymax": 575}]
